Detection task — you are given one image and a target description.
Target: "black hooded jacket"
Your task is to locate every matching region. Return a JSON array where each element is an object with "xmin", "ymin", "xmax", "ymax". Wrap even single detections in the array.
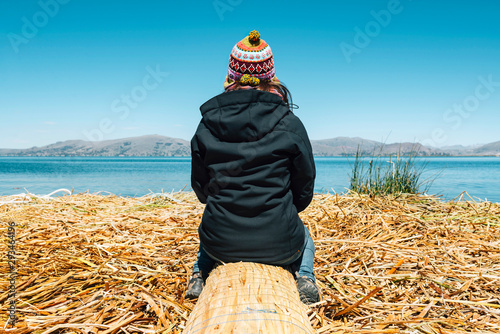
[{"xmin": 191, "ymin": 89, "xmax": 315, "ymax": 264}]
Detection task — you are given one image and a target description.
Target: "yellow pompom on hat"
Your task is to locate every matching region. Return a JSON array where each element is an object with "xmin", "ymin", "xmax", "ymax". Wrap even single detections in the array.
[
  {"xmin": 224, "ymin": 30, "xmax": 279, "ymax": 89},
  {"xmin": 239, "ymin": 74, "xmax": 260, "ymax": 86}
]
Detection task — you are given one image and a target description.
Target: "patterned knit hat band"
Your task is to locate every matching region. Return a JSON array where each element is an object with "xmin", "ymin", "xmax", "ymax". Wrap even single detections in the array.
[
  {"xmin": 227, "ymin": 62, "xmax": 276, "ymax": 81},
  {"xmin": 224, "ymin": 30, "xmax": 277, "ymax": 89}
]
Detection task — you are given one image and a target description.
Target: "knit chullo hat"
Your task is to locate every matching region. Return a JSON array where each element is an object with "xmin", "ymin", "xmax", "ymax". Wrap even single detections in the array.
[{"xmin": 224, "ymin": 30, "xmax": 279, "ymax": 89}]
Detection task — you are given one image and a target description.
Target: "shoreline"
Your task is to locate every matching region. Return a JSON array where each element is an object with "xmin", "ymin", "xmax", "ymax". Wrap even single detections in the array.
[
  {"xmin": 2, "ymin": 154, "xmax": 500, "ymax": 157},
  {"xmin": 1, "ymin": 189, "xmax": 499, "ymax": 205}
]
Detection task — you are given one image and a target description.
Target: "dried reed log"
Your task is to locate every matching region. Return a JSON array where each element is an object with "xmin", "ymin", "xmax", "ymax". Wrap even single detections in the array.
[{"xmin": 183, "ymin": 262, "xmax": 315, "ymax": 333}]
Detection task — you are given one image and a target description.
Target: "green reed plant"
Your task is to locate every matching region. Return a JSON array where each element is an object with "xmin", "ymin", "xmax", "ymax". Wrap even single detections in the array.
[{"xmin": 349, "ymin": 145, "xmax": 435, "ymax": 196}]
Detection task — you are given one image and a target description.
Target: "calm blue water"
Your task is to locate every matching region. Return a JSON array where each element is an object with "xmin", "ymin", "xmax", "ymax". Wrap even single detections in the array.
[{"xmin": 0, "ymin": 157, "xmax": 499, "ymax": 202}]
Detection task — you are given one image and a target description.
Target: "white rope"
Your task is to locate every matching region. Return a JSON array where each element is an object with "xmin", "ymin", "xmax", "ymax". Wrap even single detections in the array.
[
  {"xmin": 0, "ymin": 188, "xmax": 187, "ymax": 206},
  {"xmin": 39, "ymin": 188, "xmax": 73, "ymax": 198},
  {"xmin": 0, "ymin": 188, "xmax": 72, "ymax": 206}
]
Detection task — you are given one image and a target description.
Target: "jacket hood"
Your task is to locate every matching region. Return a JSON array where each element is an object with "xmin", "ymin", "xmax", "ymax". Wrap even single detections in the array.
[{"xmin": 200, "ymin": 90, "xmax": 289, "ymax": 142}]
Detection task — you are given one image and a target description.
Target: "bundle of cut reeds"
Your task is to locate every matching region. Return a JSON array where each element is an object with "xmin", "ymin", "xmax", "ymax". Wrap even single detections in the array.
[{"xmin": 183, "ymin": 262, "xmax": 314, "ymax": 333}]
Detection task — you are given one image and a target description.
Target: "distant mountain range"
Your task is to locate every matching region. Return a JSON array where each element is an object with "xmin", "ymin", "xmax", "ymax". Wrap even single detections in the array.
[
  {"xmin": 1, "ymin": 135, "xmax": 499, "ymax": 157},
  {"xmin": 0, "ymin": 135, "xmax": 190, "ymax": 157},
  {"xmin": 311, "ymin": 138, "xmax": 434, "ymax": 156},
  {"xmin": 311, "ymin": 138, "xmax": 500, "ymax": 156}
]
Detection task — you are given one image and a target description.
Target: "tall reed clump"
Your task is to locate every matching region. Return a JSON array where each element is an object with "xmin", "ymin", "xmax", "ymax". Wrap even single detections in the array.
[{"xmin": 349, "ymin": 146, "xmax": 434, "ymax": 197}]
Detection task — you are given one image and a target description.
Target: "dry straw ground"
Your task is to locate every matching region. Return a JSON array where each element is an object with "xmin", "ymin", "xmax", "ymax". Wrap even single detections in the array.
[{"xmin": 1, "ymin": 191, "xmax": 499, "ymax": 333}]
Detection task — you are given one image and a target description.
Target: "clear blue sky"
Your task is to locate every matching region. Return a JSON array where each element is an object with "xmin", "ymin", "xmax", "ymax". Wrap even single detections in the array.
[{"xmin": 1, "ymin": 0, "xmax": 499, "ymax": 149}]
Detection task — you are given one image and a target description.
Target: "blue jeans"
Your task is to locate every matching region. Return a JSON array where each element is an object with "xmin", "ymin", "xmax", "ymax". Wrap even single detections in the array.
[{"xmin": 192, "ymin": 225, "xmax": 316, "ymax": 282}]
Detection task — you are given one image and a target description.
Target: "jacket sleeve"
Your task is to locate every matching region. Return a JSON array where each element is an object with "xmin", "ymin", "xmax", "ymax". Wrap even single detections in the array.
[
  {"xmin": 191, "ymin": 129, "xmax": 210, "ymax": 204},
  {"xmin": 290, "ymin": 121, "xmax": 316, "ymax": 213}
]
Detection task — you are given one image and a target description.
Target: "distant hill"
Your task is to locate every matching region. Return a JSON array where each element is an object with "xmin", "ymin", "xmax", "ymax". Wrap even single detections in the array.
[
  {"xmin": 0, "ymin": 135, "xmax": 190, "ymax": 157},
  {"xmin": 311, "ymin": 137, "xmax": 379, "ymax": 156},
  {"xmin": 472, "ymin": 141, "xmax": 500, "ymax": 156},
  {"xmin": 312, "ymin": 137, "xmax": 438, "ymax": 156},
  {"xmin": 1, "ymin": 135, "xmax": 499, "ymax": 157}
]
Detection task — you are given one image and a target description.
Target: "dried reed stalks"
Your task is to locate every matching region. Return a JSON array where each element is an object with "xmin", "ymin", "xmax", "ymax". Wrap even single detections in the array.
[{"xmin": 1, "ymin": 191, "xmax": 499, "ymax": 333}]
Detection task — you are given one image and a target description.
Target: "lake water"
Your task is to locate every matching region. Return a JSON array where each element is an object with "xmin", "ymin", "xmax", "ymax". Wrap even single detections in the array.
[{"xmin": 0, "ymin": 157, "xmax": 499, "ymax": 202}]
